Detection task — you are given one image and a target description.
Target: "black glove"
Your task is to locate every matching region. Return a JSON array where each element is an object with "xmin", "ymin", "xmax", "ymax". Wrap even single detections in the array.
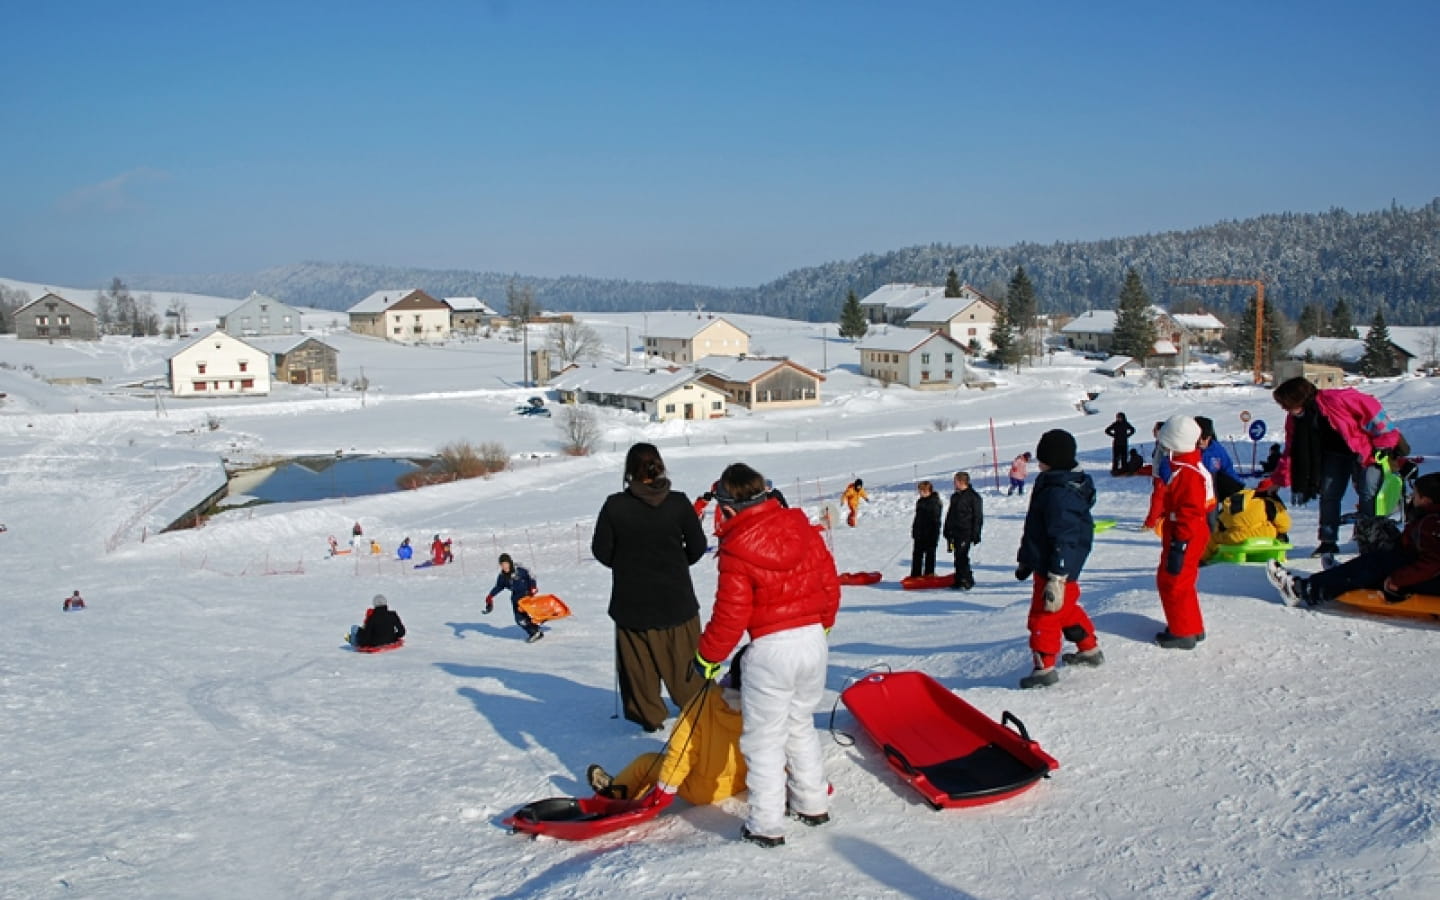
[
  {"xmin": 483, "ymin": 599, "xmax": 494, "ymax": 614},
  {"xmin": 972, "ymin": 535, "xmax": 981, "ymax": 546},
  {"xmin": 702, "ymin": 492, "xmax": 714, "ymax": 502},
  {"xmin": 1382, "ymin": 585, "xmax": 1406, "ymax": 604},
  {"xmin": 1015, "ymin": 565, "xmax": 1033, "ymax": 581},
  {"xmin": 1165, "ymin": 541, "xmax": 1187, "ymax": 575}
]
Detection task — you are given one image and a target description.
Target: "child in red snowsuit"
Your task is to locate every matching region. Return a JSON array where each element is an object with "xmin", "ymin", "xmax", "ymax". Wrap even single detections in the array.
[{"xmin": 1154, "ymin": 415, "xmax": 1214, "ymax": 649}]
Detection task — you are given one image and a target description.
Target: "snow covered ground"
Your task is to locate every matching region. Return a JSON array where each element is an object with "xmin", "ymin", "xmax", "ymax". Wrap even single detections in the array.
[{"xmin": 3, "ymin": 279, "xmax": 1439, "ymax": 899}]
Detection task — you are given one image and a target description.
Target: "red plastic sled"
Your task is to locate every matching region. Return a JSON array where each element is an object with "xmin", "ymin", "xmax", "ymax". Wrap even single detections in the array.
[
  {"xmin": 839, "ymin": 571, "xmax": 883, "ymax": 586},
  {"xmin": 841, "ymin": 670, "xmax": 1058, "ymax": 809},
  {"xmin": 901, "ymin": 573, "xmax": 955, "ymax": 590},
  {"xmin": 519, "ymin": 593, "xmax": 572, "ymax": 624},
  {"xmin": 353, "ymin": 639, "xmax": 405, "ymax": 654},
  {"xmin": 503, "ymin": 795, "xmax": 663, "ymax": 840}
]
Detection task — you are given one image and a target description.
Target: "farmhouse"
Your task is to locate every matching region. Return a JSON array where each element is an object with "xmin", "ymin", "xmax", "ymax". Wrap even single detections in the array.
[
  {"xmin": 218, "ymin": 292, "xmax": 303, "ymax": 336},
  {"xmin": 168, "ymin": 330, "xmax": 271, "ymax": 397},
  {"xmin": 903, "ymin": 293, "xmax": 1001, "ymax": 353},
  {"xmin": 15, "ymin": 292, "xmax": 99, "ymax": 341},
  {"xmin": 642, "ymin": 314, "xmax": 749, "ymax": 364},
  {"xmin": 347, "ymin": 289, "xmax": 451, "ymax": 343},
  {"xmin": 247, "ymin": 335, "xmax": 339, "ymax": 385},
  {"xmin": 696, "ymin": 356, "xmax": 823, "ymax": 410},
  {"xmin": 856, "ymin": 284, "xmax": 946, "ymax": 326},
  {"xmin": 550, "ymin": 366, "xmax": 727, "ymax": 422},
  {"xmin": 855, "ymin": 329, "xmax": 970, "ymax": 389},
  {"xmin": 444, "ymin": 296, "xmax": 499, "ymax": 334}
]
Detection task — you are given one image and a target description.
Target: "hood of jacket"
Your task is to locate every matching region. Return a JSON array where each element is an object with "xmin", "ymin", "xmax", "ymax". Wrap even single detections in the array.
[
  {"xmin": 1035, "ymin": 468, "xmax": 1096, "ymax": 508},
  {"xmin": 715, "ymin": 500, "xmax": 807, "ymax": 571},
  {"xmin": 626, "ymin": 476, "xmax": 673, "ymax": 508}
]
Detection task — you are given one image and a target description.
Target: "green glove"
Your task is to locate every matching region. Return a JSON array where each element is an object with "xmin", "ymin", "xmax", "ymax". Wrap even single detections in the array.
[{"xmin": 692, "ymin": 651, "xmax": 722, "ymax": 681}]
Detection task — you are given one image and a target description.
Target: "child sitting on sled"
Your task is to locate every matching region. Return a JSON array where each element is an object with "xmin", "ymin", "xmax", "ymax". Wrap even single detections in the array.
[
  {"xmin": 1267, "ymin": 473, "xmax": 1440, "ymax": 607},
  {"xmin": 63, "ymin": 590, "xmax": 86, "ymax": 611},
  {"xmin": 484, "ymin": 553, "xmax": 544, "ymax": 643},
  {"xmin": 585, "ymin": 645, "xmax": 749, "ymax": 809},
  {"xmin": 1205, "ymin": 487, "xmax": 1292, "ymax": 561},
  {"xmin": 348, "ymin": 594, "xmax": 406, "ymax": 648}
]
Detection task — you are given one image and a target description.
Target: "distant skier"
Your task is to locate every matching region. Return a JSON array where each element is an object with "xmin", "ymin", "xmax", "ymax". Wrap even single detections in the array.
[
  {"xmin": 484, "ymin": 553, "xmax": 544, "ymax": 643},
  {"xmin": 63, "ymin": 590, "xmax": 86, "ymax": 611},
  {"xmin": 348, "ymin": 595, "xmax": 406, "ymax": 648}
]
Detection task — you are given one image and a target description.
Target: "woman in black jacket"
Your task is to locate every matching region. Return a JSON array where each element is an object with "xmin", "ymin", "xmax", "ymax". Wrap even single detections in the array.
[
  {"xmin": 592, "ymin": 443, "xmax": 708, "ymax": 732},
  {"xmin": 1104, "ymin": 412, "xmax": 1136, "ymax": 475}
]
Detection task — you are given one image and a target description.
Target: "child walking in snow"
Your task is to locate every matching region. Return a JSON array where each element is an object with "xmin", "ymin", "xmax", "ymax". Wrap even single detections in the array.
[
  {"xmin": 1154, "ymin": 415, "xmax": 1214, "ymax": 649},
  {"xmin": 1008, "ymin": 452, "xmax": 1031, "ymax": 496},
  {"xmin": 842, "ymin": 478, "xmax": 868, "ymax": 527},
  {"xmin": 485, "ymin": 553, "xmax": 544, "ymax": 643},
  {"xmin": 1014, "ymin": 430, "xmax": 1103, "ymax": 689}
]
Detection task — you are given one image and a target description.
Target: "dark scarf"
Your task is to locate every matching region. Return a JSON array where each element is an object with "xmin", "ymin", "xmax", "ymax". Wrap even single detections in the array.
[
  {"xmin": 627, "ymin": 475, "xmax": 672, "ymax": 508},
  {"xmin": 1287, "ymin": 405, "xmax": 1325, "ymax": 498}
]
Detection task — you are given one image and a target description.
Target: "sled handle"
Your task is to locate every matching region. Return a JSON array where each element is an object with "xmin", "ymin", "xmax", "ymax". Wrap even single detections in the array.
[
  {"xmin": 1001, "ymin": 710, "xmax": 1031, "ymax": 743},
  {"xmin": 882, "ymin": 743, "xmax": 919, "ymax": 776}
]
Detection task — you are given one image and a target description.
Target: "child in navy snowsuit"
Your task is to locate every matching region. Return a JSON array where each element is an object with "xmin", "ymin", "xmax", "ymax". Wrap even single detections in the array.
[
  {"xmin": 1015, "ymin": 430, "xmax": 1102, "ymax": 688},
  {"xmin": 485, "ymin": 553, "xmax": 543, "ymax": 642}
]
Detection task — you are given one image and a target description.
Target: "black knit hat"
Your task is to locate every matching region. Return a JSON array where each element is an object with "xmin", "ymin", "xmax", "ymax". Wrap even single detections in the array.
[
  {"xmin": 1036, "ymin": 430, "xmax": 1077, "ymax": 470},
  {"xmin": 498, "ymin": 553, "xmax": 513, "ymax": 567}
]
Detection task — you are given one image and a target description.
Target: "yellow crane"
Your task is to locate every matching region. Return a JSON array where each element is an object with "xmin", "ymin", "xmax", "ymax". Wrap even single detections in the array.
[{"xmin": 1172, "ymin": 277, "xmax": 1268, "ymax": 385}]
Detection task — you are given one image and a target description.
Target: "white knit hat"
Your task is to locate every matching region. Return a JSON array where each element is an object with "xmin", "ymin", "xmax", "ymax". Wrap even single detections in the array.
[{"xmin": 1158, "ymin": 415, "xmax": 1202, "ymax": 453}]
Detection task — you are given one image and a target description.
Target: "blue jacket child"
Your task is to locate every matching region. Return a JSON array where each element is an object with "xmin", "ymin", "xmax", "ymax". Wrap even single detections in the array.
[{"xmin": 485, "ymin": 553, "xmax": 543, "ymax": 643}]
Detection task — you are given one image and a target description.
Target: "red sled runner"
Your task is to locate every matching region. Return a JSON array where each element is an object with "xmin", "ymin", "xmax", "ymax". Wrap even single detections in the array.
[
  {"xmin": 841, "ymin": 670, "xmax": 1058, "ymax": 809},
  {"xmin": 839, "ymin": 571, "xmax": 883, "ymax": 586},
  {"xmin": 900, "ymin": 573, "xmax": 955, "ymax": 590},
  {"xmin": 503, "ymin": 795, "xmax": 664, "ymax": 840},
  {"xmin": 352, "ymin": 639, "xmax": 405, "ymax": 654}
]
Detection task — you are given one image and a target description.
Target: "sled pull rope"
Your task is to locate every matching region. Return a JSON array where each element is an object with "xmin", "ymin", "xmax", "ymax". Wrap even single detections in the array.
[
  {"xmin": 827, "ymin": 662, "xmax": 893, "ymax": 746},
  {"xmin": 1000, "ymin": 710, "xmax": 1031, "ymax": 743}
]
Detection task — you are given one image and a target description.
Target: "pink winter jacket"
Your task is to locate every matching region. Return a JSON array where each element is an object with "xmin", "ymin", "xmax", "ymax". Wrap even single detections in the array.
[
  {"xmin": 1273, "ymin": 388, "xmax": 1403, "ymax": 488},
  {"xmin": 1010, "ymin": 455, "xmax": 1029, "ymax": 480}
]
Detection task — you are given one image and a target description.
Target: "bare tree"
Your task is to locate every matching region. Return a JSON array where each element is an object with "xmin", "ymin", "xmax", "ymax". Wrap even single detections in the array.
[
  {"xmin": 167, "ymin": 297, "xmax": 189, "ymax": 336},
  {"xmin": 1420, "ymin": 327, "xmax": 1440, "ymax": 370},
  {"xmin": 0, "ymin": 284, "xmax": 29, "ymax": 333},
  {"xmin": 556, "ymin": 404, "xmax": 600, "ymax": 456},
  {"xmin": 549, "ymin": 320, "xmax": 605, "ymax": 366}
]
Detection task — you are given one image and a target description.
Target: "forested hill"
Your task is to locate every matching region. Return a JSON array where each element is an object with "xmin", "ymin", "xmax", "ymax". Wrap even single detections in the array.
[{"xmin": 128, "ymin": 199, "xmax": 1440, "ymax": 324}]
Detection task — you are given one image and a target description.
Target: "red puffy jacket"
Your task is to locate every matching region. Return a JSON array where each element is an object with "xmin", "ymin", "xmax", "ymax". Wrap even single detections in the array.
[{"xmin": 698, "ymin": 500, "xmax": 840, "ymax": 664}]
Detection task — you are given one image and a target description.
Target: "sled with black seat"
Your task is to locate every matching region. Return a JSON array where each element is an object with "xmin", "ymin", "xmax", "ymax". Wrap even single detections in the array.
[
  {"xmin": 841, "ymin": 670, "xmax": 1058, "ymax": 809},
  {"xmin": 503, "ymin": 794, "xmax": 663, "ymax": 840}
]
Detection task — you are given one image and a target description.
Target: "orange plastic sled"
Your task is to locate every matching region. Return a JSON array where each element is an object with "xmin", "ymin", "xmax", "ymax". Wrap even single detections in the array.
[{"xmin": 519, "ymin": 593, "xmax": 572, "ymax": 624}]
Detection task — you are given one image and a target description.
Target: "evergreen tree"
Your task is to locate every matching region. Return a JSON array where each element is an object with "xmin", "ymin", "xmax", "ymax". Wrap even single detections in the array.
[
  {"xmin": 986, "ymin": 304, "xmax": 1018, "ymax": 368},
  {"xmin": 944, "ymin": 268, "xmax": 963, "ymax": 298},
  {"xmin": 1231, "ymin": 293, "xmax": 1285, "ymax": 374},
  {"xmin": 1111, "ymin": 268, "xmax": 1156, "ymax": 360},
  {"xmin": 1006, "ymin": 266, "xmax": 1038, "ymax": 366},
  {"xmin": 838, "ymin": 289, "xmax": 868, "ymax": 339},
  {"xmin": 1296, "ymin": 303, "xmax": 1326, "ymax": 339},
  {"xmin": 1360, "ymin": 307, "xmax": 1396, "ymax": 377},
  {"xmin": 1328, "ymin": 298, "xmax": 1358, "ymax": 338}
]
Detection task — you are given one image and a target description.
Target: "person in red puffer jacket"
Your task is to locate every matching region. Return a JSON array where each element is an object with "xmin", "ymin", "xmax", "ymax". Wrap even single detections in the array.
[{"xmin": 695, "ymin": 462, "xmax": 840, "ymax": 848}]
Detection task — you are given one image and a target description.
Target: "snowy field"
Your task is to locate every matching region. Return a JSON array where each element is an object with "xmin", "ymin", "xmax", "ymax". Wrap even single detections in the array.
[{"xmin": 3, "ymin": 278, "xmax": 1439, "ymax": 899}]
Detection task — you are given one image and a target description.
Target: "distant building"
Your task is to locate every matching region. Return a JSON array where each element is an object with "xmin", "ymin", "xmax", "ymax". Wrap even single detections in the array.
[
  {"xmin": 1285, "ymin": 334, "xmax": 1415, "ymax": 375},
  {"xmin": 642, "ymin": 314, "xmax": 749, "ymax": 364},
  {"xmin": 1273, "ymin": 359, "xmax": 1346, "ymax": 389},
  {"xmin": 218, "ymin": 292, "xmax": 303, "ymax": 336},
  {"xmin": 855, "ymin": 329, "xmax": 970, "ymax": 389},
  {"xmin": 444, "ymin": 296, "xmax": 499, "ymax": 334},
  {"xmin": 903, "ymin": 293, "xmax": 1002, "ymax": 352},
  {"xmin": 15, "ymin": 292, "xmax": 99, "ymax": 341},
  {"xmin": 550, "ymin": 366, "xmax": 727, "ymax": 422},
  {"xmin": 1061, "ymin": 307, "xmax": 1219, "ymax": 365},
  {"xmin": 347, "ymin": 289, "xmax": 451, "ymax": 343},
  {"xmin": 168, "ymin": 330, "xmax": 271, "ymax": 397},
  {"xmin": 247, "ymin": 335, "xmax": 339, "ymax": 385},
  {"xmin": 696, "ymin": 356, "xmax": 824, "ymax": 410},
  {"xmin": 856, "ymin": 284, "xmax": 947, "ymax": 326}
]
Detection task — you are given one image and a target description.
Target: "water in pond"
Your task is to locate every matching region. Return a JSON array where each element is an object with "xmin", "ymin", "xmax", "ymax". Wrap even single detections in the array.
[{"xmin": 232, "ymin": 456, "xmax": 428, "ymax": 504}]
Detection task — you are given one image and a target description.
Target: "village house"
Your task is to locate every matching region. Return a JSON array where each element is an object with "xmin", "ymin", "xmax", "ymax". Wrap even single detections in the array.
[
  {"xmin": 217, "ymin": 292, "xmax": 303, "ymax": 337},
  {"xmin": 1061, "ymin": 307, "xmax": 1221, "ymax": 366},
  {"xmin": 856, "ymin": 284, "xmax": 947, "ymax": 326},
  {"xmin": 855, "ymin": 329, "xmax": 970, "ymax": 389},
  {"xmin": 1285, "ymin": 333, "xmax": 1417, "ymax": 375},
  {"xmin": 346, "ymin": 289, "xmax": 451, "ymax": 343},
  {"xmin": 167, "ymin": 330, "xmax": 271, "ymax": 397},
  {"xmin": 903, "ymin": 292, "xmax": 1002, "ymax": 353},
  {"xmin": 14, "ymin": 292, "xmax": 99, "ymax": 341},
  {"xmin": 443, "ymin": 296, "xmax": 499, "ymax": 334},
  {"xmin": 549, "ymin": 366, "xmax": 727, "ymax": 422},
  {"xmin": 695, "ymin": 356, "xmax": 824, "ymax": 410},
  {"xmin": 642, "ymin": 314, "xmax": 749, "ymax": 364},
  {"xmin": 246, "ymin": 335, "xmax": 340, "ymax": 385}
]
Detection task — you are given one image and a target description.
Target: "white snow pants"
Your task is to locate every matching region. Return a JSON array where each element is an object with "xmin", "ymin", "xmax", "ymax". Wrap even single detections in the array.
[{"xmin": 739, "ymin": 623, "xmax": 829, "ymax": 837}]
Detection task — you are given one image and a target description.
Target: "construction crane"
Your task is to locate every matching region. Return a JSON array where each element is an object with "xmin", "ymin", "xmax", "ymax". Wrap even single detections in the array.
[{"xmin": 1172, "ymin": 277, "xmax": 1268, "ymax": 385}]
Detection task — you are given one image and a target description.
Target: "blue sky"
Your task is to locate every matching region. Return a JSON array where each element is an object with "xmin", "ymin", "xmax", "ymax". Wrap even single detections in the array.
[{"xmin": 3, "ymin": 0, "xmax": 1437, "ymax": 289}]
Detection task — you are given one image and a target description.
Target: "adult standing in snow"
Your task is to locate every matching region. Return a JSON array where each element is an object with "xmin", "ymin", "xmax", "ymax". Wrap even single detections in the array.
[
  {"xmin": 1008, "ymin": 452, "xmax": 1031, "ymax": 496},
  {"xmin": 1268, "ymin": 376, "xmax": 1407, "ymax": 560},
  {"xmin": 1105, "ymin": 412, "xmax": 1136, "ymax": 475},
  {"xmin": 943, "ymin": 472, "xmax": 983, "ymax": 590},
  {"xmin": 909, "ymin": 480, "xmax": 943, "ymax": 578},
  {"xmin": 1154, "ymin": 415, "xmax": 1213, "ymax": 649},
  {"xmin": 1014, "ymin": 430, "xmax": 1103, "ymax": 688},
  {"xmin": 349, "ymin": 594, "xmax": 406, "ymax": 648},
  {"xmin": 484, "ymin": 553, "xmax": 543, "ymax": 643},
  {"xmin": 592, "ymin": 443, "xmax": 708, "ymax": 732},
  {"xmin": 695, "ymin": 462, "xmax": 840, "ymax": 847}
]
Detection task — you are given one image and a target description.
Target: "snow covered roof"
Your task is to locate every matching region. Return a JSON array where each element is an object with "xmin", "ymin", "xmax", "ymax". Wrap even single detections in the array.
[
  {"xmin": 347, "ymin": 289, "xmax": 422, "ymax": 314},
  {"xmin": 695, "ymin": 355, "xmax": 823, "ymax": 382},
  {"xmin": 857, "ymin": 284, "xmax": 946, "ymax": 311},
  {"xmin": 906, "ymin": 295, "xmax": 993, "ymax": 322},
  {"xmin": 549, "ymin": 365, "xmax": 706, "ymax": 400},
  {"xmin": 1287, "ymin": 336, "xmax": 1367, "ymax": 363},
  {"xmin": 1360, "ymin": 325, "xmax": 1427, "ymax": 360},
  {"xmin": 1153, "ymin": 339, "xmax": 1178, "ymax": 355},
  {"xmin": 166, "ymin": 329, "xmax": 265, "ymax": 360},
  {"xmin": 642, "ymin": 312, "xmax": 748, "ymax": 341},
  {"xmin": 855, "ymin": 328, "xmax": 966, "ymax": 353},
  {"xmin": 443, "ymin": 296, "xmax": 497, "ymax": 314},
  {"xmin": 1095, "ymin": 355, "xmax": 1134, "ymax": 373},
  {"xmin": 1170, "ymin": 312, "xmax": 1225, "ymax": 331},
  {"xmin": 1061, "ymin": 310, "xmax": 1118, "ymax": 334},
  {"xmin": 243, "ymin": 335, "xmax": 334, "ymax": 355}
]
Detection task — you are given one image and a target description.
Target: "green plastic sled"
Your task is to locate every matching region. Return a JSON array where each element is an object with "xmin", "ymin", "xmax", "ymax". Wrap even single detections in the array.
[
  {"xmin": 1208, "ymin": 536, "xmax": 1293, "ymax": 565},
  {"xmin": 1093, "ymin": 518, "xmax": 1117, "ymax": 534},
  {"xmin": 1374, "ymin": 455, "xmax": 1404, "ymax": 518}
]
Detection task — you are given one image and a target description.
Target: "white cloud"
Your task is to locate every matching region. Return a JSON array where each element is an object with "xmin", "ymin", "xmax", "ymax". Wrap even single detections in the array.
[{"xmin": 56, "ymin": 167, "xmax": 169, "ymax": 213}]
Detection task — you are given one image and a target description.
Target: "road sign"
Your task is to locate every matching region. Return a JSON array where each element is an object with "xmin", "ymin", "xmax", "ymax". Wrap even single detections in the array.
[
  {"xmin": 1248, "ymin": 420, "xmax": 1267, "ymax": 442},
  {"xmin": 1239, "ymin": 410, "xmax": 1252, "ymax": 423}
]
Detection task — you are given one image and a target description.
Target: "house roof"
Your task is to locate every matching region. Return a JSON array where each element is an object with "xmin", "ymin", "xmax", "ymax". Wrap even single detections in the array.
[
  {"xmin": 1061, "ymin": 310, "xmax": 1118, "ymax": 334},
  {"xmin": 857, "ymin": 284, "xmax": 946, "ymax": 311},
  {"xmin": 855, "ymin": 328, "xmax": 967, "ymax": 353},
  {"xmin": 443, "ymin": 296, "xmax": 497, "ymax": 314},
  {"xmin": 643, "ymin": 312, "xmax": 749, "ymax": 341},
  {"xmin": 1289, "ymin": 331, "xmax": 1420, "ymax": 363},
  {"xmin": 695, "ymin": 355, "xmax": 824, "ymax": 383},
  {"xmin": 1170, "ymin": 312, "xmax": 1225, "ymax": 331},
  {"xmin": 549, "ymin": 365, "xmax": 710, "ymax": 401},
  {"xmin": 244, "ymin": 335, "xmax": 335, "ymax": 355},
  {"xmin": 1096, "ymin": 355, "xmax": 1134, "ymax": 373},
  {"xmin": 16, "ymin": 291, "xmax": 96, "ymax": 316},
  {"xmin": 347, "ymin": 289, "xmax": 424, "ymax": 314},
  {"xmin": 167, "ymin": 329, "xmax": 265, "ymax": 360},
  {"xmin": 906, "ymin": 295, "xmax": 995, "ymax": 322}
]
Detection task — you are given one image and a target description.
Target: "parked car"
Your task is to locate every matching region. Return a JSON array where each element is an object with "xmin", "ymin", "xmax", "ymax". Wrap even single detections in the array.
[{"xmin": 516, "ymin": 405, "xmax": 552, "ymax": 417}]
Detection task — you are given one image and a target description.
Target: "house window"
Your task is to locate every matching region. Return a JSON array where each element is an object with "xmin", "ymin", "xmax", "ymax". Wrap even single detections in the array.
[
  {"xmin": 712, "ymin": 401, "xmax": 723, "ymax": 411},
  {"xmin": 59, "ymin": 315, "xmax": 70, "ymax": 325},
  {"xmin": 228, "ymin": 381, "xmax": 235, "ymax": 389},
  {"xmin": 239, "ymin": 361, "xmax": 248, "ymax": 373},
  {"xmin": 197, "ymin": 363, "xmax": 207, "ymax": 374},
  {"xmin": 36, "ymin": 326, "xmax": 49, "ymax": 336},
  {"xmin": 945, "ymin": 369, "xmax": 954, "ymax": 380},
  {"xmin": 59, "ymin": 326, "xmax": 71, "ymax": 336},
  {"xmin": 921, "ymin": 370, "xmax": 930, "ymax": 381},
  {"xmin": 968, "ymin": 327, "xmax": 977, "ymax": 336},
  {"xmin": 193, "ymin": 382, "xmax": 207, "ymax": 391},
  {"xmin": 665, "ymin": 403, "xmax": 676, "ymax": 414},
  {"xmin": 241, "ymin": 379, "xmax": 254, "ymax": 389},
  {"xmin": 921, "ymin": 353, "xmax": 930, "ymax": 364},
  {"xmin": 36, "ymin": 315, "xmax": 48, "ymax": 325}
]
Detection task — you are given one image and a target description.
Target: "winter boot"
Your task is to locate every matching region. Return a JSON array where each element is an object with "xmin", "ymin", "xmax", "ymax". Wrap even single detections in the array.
[
  {"xmin": 1311, "ymin": 541, "xmax": 1340, "ymax": 558},
  {"xmin": 526, "ymin": 630, "xmax": 544, "ymax": 643},
  {"xmin": 586, "ymin": 764, "xmax": 613, "ymax": 794},
  {"xmin": 740, "ymin": 826, "xmax": 785, "ymax": 848},
  {"xmin": 1266, "ymin": 559, "xmax": 1309, "ymax": 607},
  {"xmin": 1019, "ymin": 667, "xmax": 1059, "ymax": 689},
  {"xmin": 1155, "ymin": 630, "xmax": 1198, "ymax": 650},
  {"xmin": 1061, "ymin": 648, "xmax": 1105, "ymax": 667},
  {"xmin": 483, "ymin": 602, "xmax": 493, "ymax": 614},
  {"xmin": 789, "ymin": 810, "xmax": 830, "ymax": 827}
]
